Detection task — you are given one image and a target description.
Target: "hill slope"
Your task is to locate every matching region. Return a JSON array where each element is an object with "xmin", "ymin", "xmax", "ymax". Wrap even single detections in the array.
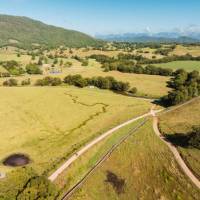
[{"xmin": 0, "ymin": 15, "xmax": 100, "ymax": 48}]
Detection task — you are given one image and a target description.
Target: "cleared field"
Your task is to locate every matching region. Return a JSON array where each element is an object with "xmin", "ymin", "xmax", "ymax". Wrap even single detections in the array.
[
  {"xmin": 155, "ymin": 61, "xmax": 200, "ymax": 71},
  {"xmin": 0, "ymin": 52, "xmax": 34, "ymax": 65},
  {"xmin": 0, "ymin": 86, "xmax": 152, "ymax": 175},
  {"xmin": 159, "ymin": 98, "xmax": 200, "ymax": 178},
  {"xmin": 0, "ymin": 62, "xmax": 170, "ymax": 98},
  {"xmin": 69, "ymin": 120, "xmax": 200, "ymax": 200},
  {"xmin": 171, "ymin": 45, "xmax": 200, "ymax": 57}
]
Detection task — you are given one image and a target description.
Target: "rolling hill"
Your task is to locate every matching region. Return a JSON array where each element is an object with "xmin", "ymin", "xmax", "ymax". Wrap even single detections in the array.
[{"xmin": 0, "ymin": 14, "xmax": 100, "ymax": 48}]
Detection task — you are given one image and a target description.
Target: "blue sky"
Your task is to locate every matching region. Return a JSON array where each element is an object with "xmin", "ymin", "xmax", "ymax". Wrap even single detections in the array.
[{"xmin": 0, "ymin": 0, "xmax": 199, "ymax": 36}]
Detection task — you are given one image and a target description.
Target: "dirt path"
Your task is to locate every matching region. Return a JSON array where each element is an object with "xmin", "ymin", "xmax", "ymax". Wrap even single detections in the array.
[
  {"xmin": 152, "ymin": 111, "xmax": 200, "ymax": 189},
  {"xmin": 48, "ymin": 110, "xmax": 162, "ymax": 182}
]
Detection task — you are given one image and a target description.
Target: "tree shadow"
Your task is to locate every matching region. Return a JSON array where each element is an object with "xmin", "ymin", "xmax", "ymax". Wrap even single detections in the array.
[
  {"xmin": 105, "ymin": 171, "xmax": 125, "ymax": 195},
  {"xmin": 164, "ymin": 133, "xmax": 190, "ymax": 147}
]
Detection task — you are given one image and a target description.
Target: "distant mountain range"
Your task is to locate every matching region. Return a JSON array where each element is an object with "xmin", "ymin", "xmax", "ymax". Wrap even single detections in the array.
[
  {"xmin": 96, "ymin": 32, "xmax": 200, "ymax": 43},
  {"xmin": 0, "ymin": 14, "xmax": 101, "ymax": 49}
]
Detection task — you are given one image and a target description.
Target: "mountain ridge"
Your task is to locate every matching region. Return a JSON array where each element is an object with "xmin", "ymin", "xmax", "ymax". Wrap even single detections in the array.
[
  {"xmin": 0, "ymin": 14, "xmax": 101, "ymax": 49},
  {"xmin": 96, "ymin": 32, "xmax": 200, "ymax": 43}
]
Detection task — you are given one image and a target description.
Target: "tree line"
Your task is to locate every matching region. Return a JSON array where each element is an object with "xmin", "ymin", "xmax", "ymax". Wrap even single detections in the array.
[
  {"xmin": 2, "ymin": 75, "xmax": 136, "ymax": 94},
  {"xmin": 89, "ymin": 54, "xmax": 173, "ymax": 76},
  {"xmin": 162, "ymin": 69, "xmax": 200, "ymax": 105}
]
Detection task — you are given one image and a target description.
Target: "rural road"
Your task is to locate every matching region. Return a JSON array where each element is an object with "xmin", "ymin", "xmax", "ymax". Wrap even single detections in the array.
[
  {"xmin": 48, "ymin": 109, "xmax": 162, "ymax": 182},
  {"xmin": 152, "ymin": 110, "xmax": 200, "ymax": 189}
]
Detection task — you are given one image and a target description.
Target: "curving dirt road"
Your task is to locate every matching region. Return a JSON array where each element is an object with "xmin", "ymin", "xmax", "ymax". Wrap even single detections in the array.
[
  {"xmin": 48, "ymin": 109, "xmax": 162, "ymax": 182},
  {"xmin": 152, "ymin": 112, "xmax": 200, "ymax": 189}
]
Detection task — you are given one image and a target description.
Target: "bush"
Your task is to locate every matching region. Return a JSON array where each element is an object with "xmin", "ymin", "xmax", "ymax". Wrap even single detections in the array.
[
  {"xmin": 3, "ymin": 78, "xmax": 18, "ymax": 86},
  {"xmin": 35, "ymin": 77, "xmax": 62, "ymax": 86},
  {"xmin": 82, "ymin": 59, "xmax": 89, "ymax": 66},
  {"xmin": 26, "ymin": 64, "xmax": 42, "ymax": 74},
  {"xmin": 129, "ymin": 87, "xmax": 138, "ymax": 94},
  {"xmin": 64, "ymin": 61, "xmax": 72, "ymax": 68},
  {"xmin": 21, "ymin": 79, "xmax": 31, "ymax": 86},
  {"xmin": 63, "ymin": 74, "xmax": 88, "ymax": 88}
]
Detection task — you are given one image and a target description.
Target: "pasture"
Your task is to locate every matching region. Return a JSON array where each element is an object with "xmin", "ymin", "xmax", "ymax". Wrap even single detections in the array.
[
  {"xmin": 0, "ymin": 86, "xmax": 152, "ymax": 176},
  {"xmin": 159, "ymin": 98, "xmax": 200, "ymax": 179},
  {"xmin": 69, "ymin": 120, "xmax": 200, "ymax": 200},
  {"xmin": 155, "ymin": 61, "xmax": 200, "ymax": 71},
  {"xmin": 0, "ymin": 62, "xmax": 170, "ymax": 98},
  {"xmin": 171, "ymin": 45, "xmax": 200, "ymax": 57}
]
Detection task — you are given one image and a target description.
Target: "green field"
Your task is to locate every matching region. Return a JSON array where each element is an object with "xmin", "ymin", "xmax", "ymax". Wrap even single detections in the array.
[
  {"xmin": 69, "ymin": 120, "xmax": 200, "ymax": 200},
  {"xmin": 155, "ymin": 61, "xmax": 200, "ymax": 71},
  {"xmin": 159, "ymin": 98, "xmax": 200, "ymax": 179}
]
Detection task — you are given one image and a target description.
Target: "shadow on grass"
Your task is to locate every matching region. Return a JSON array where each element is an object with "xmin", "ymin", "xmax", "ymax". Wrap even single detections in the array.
[
  {"xmin": 164, "ymin": 133, "xmax": 190, "ymax": 148},
  {"xmin": 105, "ymin": 171, "xmax": 125, "ymax": 195}
]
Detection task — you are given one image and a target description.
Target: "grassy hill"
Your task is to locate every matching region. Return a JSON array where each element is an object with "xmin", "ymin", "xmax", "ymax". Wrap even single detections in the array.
[
  {"xmin": 0, "ymin": 15, "xmax": 100, "ymax": 48},
  {"xmin": 159, "ymin": 98, "xmax": 200, "ymax": 179}
]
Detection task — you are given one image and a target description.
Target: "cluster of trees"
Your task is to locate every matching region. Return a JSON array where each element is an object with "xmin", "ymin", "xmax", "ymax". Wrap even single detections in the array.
[
  {"xmin": 3, "ymin": 78, "xmax": 18, "ymax": 86},
  {"xmin": 16, "ymin": 176, "xmax": 58, "ymax": 200},
  {"xmin": 188, "ymin": 126, "xmax": 200, "ymax": 149},
  {"xmin": 3, "ymin": 78, "xmax": 31, "ymax": 86},
  {"xmin": 89, "ymin": 54, "xmax": 173, "ymax": 76},
  {"xmin": 154, "ymin": 45, "xmax": 175, "ymax": 56},
  {"xmin": 1, "ymin": 60, "xmax": 25, "ymax": 76},
  {"xmin": 25, "ymin": 63, "xmax": 42, "ymax": 74},
  {"xmin": 64, "ymin": 74, "xmax": 131, "ymax": 92},
  {"xmin": 2, "ymin": 74, "xmax": 134, "ymax": 94},
  {"xmin": 35, "ymin": 77, "xmax": 62, "ymax": 86},
  {"xmin": 72, "ymin": 55, "xmax": 89, "ymax": 66},
  {"xmin": 162, "ymin": 69, "xmax": 200, "ymax": 105},
  {"xmin": 0, "ymin": 72, "xmax": 10, "ymax": 77},
  {"xmin": 111, "ymin": 42, "xmax": 162, "ymax": 51},
  {"xmin": 0, "ymin": 60, "xmax": 43, "ymax": 76},
  {"xmin": 104, "ymin": 63, "xmax": 173, "ymax": 76},
  {"xmin": 138, "ymin": 54, "xmax": 200, "ymax": 65}
]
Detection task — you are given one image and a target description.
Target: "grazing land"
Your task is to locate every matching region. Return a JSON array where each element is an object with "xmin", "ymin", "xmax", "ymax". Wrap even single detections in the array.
[
  {"xmin": 0, "ymin": 86, "xmax": 152, "ymax": 177},
  {"xmin": 159, "ymin": 98, "xmax": 200, "ymax": 179},
  {"xmin": 0, "ymin": 32, "xmax": 200, "ymax": 199},
  {"xmin": 69, "ymin": 120, "xmax": 200, "ymax": 200},
  {"xmin": 172, "ymin": 45, "xmax": 200, "ymax": 57},
  {"xmin": 154, "ymin": 60, "xmax": 200, "ymax": 71}
]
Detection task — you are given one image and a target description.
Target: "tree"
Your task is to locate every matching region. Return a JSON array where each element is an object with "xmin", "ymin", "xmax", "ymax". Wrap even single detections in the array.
[
  {"xmin": 21, "ymin": 79, "xmax": 31, "ymax": 86},
  {"xmin": 16, "ymin": 176, "xmax": 58, "ymax": 200},
  {"xmin": 189, "ymin": 127, "xmax": 200, "ymax": 149},
  {"xmin": 3, "ymin": 78, "xmax": 18, "ymax": 86},
  {"xmin": 129, "ymin": 87, "xmax": 137, "ymax": 94},
  {"xmin": 26, "ymin": 64, "xmax": 42, "ymax": 74},
  {"xmin": 38, "ymin": 57, "xmax": 43, "ymax": 65}
]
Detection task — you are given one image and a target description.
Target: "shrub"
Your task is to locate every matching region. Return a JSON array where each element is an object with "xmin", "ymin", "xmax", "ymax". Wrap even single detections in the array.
[
  {"xmin": 82, "ymin": 59, "xmax": 89, "ymax": 66},
  {"xmin": 21, "ymin": 79, "xmax": 31, "ymax": 86},
  {"xmin": 35, "ymin": 77, "xmax": 62, "ymax": 86},
  {"xmin": 129, "ymin": 87, "xmax": 138, "ymax": 94},
  {"xmin": 3, "ymin": 78, "xmax": 18, "ymax": 86},
  {"xmin": 64, "ymin": 61, "xmax": 72, "ymax": 68},
  {"xmin": 26, "ymin": 64, "xmax": 42, "ymax": 74}
]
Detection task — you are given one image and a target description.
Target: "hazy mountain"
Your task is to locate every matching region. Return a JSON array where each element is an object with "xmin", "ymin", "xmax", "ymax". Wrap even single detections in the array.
[
  {"xmin": 96, "ymin": 32, "xmax": 200, "ymax": 43},
  {"xmin": 0, "ymin": 14, "xmax": 101, "ymax": 48}
]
